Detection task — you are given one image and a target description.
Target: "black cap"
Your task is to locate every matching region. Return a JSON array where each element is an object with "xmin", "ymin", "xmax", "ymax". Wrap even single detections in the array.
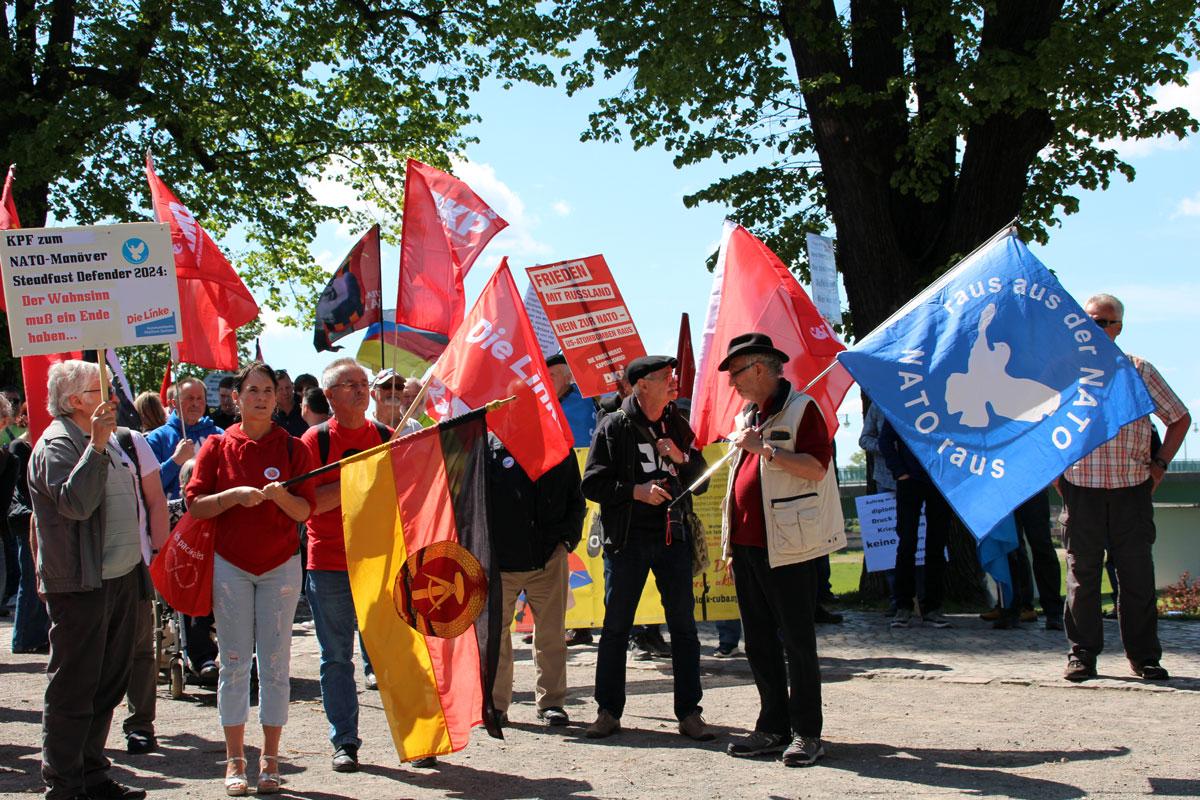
[
  {"xmin": 717, "ymin": 332, "xmax": 790, "ymax": 371},
  {"xmin": 546, "ymin": 352, "xmax": 567, "ymax": 368},
  {"xmin": 626, "ymin": 355, "xmax": 677, "ymax": 385}
]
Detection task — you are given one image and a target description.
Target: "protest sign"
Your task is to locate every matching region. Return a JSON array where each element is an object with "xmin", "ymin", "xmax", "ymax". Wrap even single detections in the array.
[
  {"xmin": 856, "ymin": 491, "xmax": 941, "ymax": 572},
  {"xmin": 525, "ymin": 255, "xmax": 646, "ymax": 398},
  {"xmin": 806, "ymin": 232, "xmax": 842, "ymax": 325},
  {"xmin": 1, "ymin": 222, "xmax": 179, "ymax": 355},
  {"xmin": 522, "ymin": 281, "xmax": 558, "ymax": 357}
]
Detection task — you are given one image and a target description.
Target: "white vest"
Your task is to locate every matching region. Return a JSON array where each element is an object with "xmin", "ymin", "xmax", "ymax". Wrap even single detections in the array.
[{"xmin": 721, "ymin": 390, "xmax": 846, "ymax": 568}]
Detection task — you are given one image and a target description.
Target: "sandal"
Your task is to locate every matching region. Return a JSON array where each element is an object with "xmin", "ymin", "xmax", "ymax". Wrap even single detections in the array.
[
  {"xmin": 220, "ymin": 756, "xmax": 248, "ymax": 797},
  {"xmin": 257, "ymin": 755, "xmax": 285, "ymax": 795}
]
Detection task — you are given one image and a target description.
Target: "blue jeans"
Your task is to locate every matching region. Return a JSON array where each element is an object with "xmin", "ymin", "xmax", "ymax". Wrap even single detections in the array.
[
  {"xmin": 11, "ymin": 516, "xmax": 49, "ymax": 652},
  {"xmin": 716, "ymin": 618, "xmax": 742, "ymax": 650},
  {"xmin": 595, "ymin": 531, "xmax": 701, "ymax": 720},
  {"xmin": 305, "ymin": 570, "xmax": 361, "ymax": 748}
]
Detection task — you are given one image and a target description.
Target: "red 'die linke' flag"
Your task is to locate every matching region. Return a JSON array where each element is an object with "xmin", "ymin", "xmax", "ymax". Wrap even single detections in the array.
[
  {"xmin": 426, "ymin": 259, "xmax": 571, "ymax": 481},
  {"xmin": 690, "ymin": 221, "xmax": 854, "ymax": 446},
  {"xmin": 396, "ymin": 159, "xmax": 508, "ymax": 336},
  {"xmin": 0, "ymin": 165, "xmax": 83, "ymax": 442},
  {"xmin": 146, "ymin": 153, "xmax": 259, "ymax": 371},
  {"xmin": 314, "ymin": 224, "xmax": 382, "ymax": 352}
]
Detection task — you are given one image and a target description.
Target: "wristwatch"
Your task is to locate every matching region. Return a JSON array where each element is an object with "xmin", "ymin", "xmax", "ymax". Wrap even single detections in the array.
[{"xmin": 1152, "ymin": 456, "xmax": 1169, "ymax": 470}]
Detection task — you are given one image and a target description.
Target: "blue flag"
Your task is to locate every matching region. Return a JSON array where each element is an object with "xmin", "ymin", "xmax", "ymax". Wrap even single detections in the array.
[{"xmin": 837, "ymin": 229, "xmax": 1154, "ymax": 538}]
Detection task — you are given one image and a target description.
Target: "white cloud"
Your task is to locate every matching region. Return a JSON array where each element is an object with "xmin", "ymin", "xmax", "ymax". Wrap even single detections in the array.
[
  {"xmin": 449, "ymin": 157, "xmax": 553, "ymax": 260},
  {"xmin": 1100, "ymin": 282, "xmax": 1200, "ymax": 323},
  {"xmin": 258, "ymin": 305, "xmax": 307, "ymax": 342},
  {"xmin": 552, "ymin": 200, "xmax": 572, "ymax": 217},
  {"xmin": 1107, "ymin": 71, "xmax": 1200, "ymax": 159},
  {"xmin": 1172, "ymin": 192, "xmax": 1200, "ymax": 218}
]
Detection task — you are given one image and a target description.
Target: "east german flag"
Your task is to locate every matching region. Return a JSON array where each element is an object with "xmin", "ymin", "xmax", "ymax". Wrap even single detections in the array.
[{"xmin": 341, "ymin": 410, "xmax": 503, "ymax": 761}]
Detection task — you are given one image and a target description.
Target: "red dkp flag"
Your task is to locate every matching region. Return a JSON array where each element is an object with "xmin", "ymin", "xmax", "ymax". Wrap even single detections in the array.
[
  {"xmin": 396, "ymin": 159, "xmax": 507, "ymax": 336},
  {"xmin": 426, "ymin": 259, "xmax": 571, "ymax": 480},
  {"xmin": 146, "ymin": 153, "xmax": 259, "ymax": 371},
  {"xmin": 690, "ymin": 221, "xmax": 853, "ymax": 446}
]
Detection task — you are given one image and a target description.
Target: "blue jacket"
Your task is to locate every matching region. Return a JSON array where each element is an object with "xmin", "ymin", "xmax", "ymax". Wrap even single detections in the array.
[
  {"xmin": 559, "ymin": 385, "xmax": 598, "ymax": 448},
  {"xmin": 145, "ymin": 413, "xmax": 224, "ymax": 499}
]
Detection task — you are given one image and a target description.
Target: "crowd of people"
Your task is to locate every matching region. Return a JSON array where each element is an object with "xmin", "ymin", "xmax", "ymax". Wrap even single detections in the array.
[{"xmin": 7, "ymin": 292, "xmax": 1189, "ymax": 798}]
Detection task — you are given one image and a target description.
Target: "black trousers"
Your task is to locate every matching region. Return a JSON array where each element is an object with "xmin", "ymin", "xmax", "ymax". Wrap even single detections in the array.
[
  {"xmin": 43, "ymin": 569, "xmax": 140, "ymax": 800},
  {"xmin": 732, "ymin": 545, "xmax": 822, "ymax": 738},
  {"xmin": 122, "ymin": 597, "xmax": 156, "ymax": 734},
  {"xmin": 1060, "ymin": 479, "xmax": 1160, "ymax": 668},
  {"xmin": 1009, "ymin": 489, "xmax": 1063, "ymax": 616},
  {"xmin": 894, "ymin": 478, "xmax": 951, "ymax": 614}
]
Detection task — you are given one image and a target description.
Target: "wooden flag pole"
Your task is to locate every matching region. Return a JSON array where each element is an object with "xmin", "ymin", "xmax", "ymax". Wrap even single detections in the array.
[
  {"xmin": 98, "ymin": 348, "xmax": 110, "ymax": 404},
  {"xmin": 390, "ymin": 372, "xmax": 433, "ymax": 440}
]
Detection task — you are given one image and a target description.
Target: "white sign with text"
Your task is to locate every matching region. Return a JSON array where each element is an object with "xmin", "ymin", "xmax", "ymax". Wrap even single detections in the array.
[{"xmin": 856, "ymin": 491, "xmax": 935, "ymax": 572}]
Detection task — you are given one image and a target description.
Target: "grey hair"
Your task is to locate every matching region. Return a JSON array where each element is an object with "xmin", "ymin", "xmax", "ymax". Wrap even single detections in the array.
[
  {"xmin": 321, "ymin": 357, "xmax": 369, "ymax": 389},
  {"xmin": 757, "ymin": 354, "xmax": 785, "ymax": 377},
  {"xmin": 46, "ymin": 360, "xmax": 99, "ymax": 417},
  {"xmin": 1085, "ymin": 293, "xmax": 1124, "ymax": 318},
  {"xmin": 0, "ymin": 393, "xmax": 11, "ymax": 420}
]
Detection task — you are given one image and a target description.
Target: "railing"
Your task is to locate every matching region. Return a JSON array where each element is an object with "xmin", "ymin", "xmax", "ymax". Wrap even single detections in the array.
[
  {"xmin": 1168, "ymin": 460, "xmax": 1200, "ymax": 473},
  {"xmin": 837, "ymin": 466, "xmax": 867, "ymax": 485}
]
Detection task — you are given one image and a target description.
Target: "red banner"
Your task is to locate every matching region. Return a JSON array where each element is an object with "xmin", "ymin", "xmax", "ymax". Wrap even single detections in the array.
[
  {"xmin": 524, "ymin": 255, "xmax": 646, "ymax": 398},
  {"xmin": 396, "ymin": 159, "xmax": 507, "ymax": 336},
  {"xmin": 314, "ymin": 224, "xmax": 383, "ymax": 352},
  {"xmin": 145, "ymin": 154, "xmax": 259, "ymax": 371},
  {"xmin": 0, "ymin": 164, "xmax": 19, "ymax": 311},
  {"xmin": 426, "ymin": 259, "xmax": 571, "ymax": 481}
]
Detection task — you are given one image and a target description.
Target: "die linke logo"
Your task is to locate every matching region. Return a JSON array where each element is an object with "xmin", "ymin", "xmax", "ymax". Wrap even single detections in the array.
[
  {"xmin": 894, "ymin": 279, "xmax": 1107, "ymax": 482},
  {"xmin": 430, "ymin": 188, "xmax": 498, "ymax": 241},
  {"xmin": 169, "ymin": 201, "xmax": 203, "ymax": 259}
]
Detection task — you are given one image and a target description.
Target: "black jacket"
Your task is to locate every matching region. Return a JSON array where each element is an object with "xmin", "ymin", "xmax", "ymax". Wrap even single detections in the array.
[
  {"xmin": 879, "ymin": 420, "xmax": 931, "ymax": 484},
  {"xmin": 581, "ymin": 393, "xmax": 707, "ymax": 554},
  {"xmin": 487, "ymin": 436, "xmax": 586, "ymax": 572}
]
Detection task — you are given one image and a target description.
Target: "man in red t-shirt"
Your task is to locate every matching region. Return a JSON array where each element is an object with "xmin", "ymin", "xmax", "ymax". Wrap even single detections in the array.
[{"xmin": 301, "ymin": 358, "xmax": 391, "ymax": 774}]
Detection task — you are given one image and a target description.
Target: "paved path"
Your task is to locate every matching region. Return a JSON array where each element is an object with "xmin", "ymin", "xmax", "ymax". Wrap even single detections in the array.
[{"xmin": 2, "ymin": 610, "xmax": 1198, "ymax": 799}]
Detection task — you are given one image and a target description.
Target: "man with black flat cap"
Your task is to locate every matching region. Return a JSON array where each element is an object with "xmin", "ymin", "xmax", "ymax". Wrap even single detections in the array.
[
  {"xmin": 581, "ymin": 354, "xmax": 712, "ymax": 742},
  {"xmin": 719, "ymin": 333, "xmax": 845, "ymax": 768}
]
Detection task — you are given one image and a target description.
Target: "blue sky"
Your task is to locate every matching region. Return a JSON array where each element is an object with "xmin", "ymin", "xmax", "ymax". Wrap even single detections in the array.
[{"xmin": 265, "ymin": 72, "xmax": 1200, "ymax": 465}]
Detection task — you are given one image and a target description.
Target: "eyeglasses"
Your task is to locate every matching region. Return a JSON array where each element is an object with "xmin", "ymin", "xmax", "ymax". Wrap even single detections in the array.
[
  {"xmin": 1093, "ymin": 318, "xmax": 1122, "ymax": 328},
  {"xmin": 729, "ymin": 360, "xmax": 762, "ymax": 378},
  {"xmin": 329, "ymin": 380, "xmax": 370, "ymax": 392}
]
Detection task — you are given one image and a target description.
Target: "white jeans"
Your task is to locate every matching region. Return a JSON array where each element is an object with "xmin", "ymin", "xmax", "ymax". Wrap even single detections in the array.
[{"xmin": 212, "ymin": 554, "xmax": 301, "ymax": 727}]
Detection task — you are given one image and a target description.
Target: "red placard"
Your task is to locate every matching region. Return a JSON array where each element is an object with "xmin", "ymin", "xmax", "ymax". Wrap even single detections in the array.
[{"xmin": 525, "ymin": 255, "xmax": 646, "ymax": 397}]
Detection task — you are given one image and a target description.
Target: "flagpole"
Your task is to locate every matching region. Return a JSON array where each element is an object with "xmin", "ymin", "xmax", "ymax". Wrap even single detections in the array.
[
  {"xmin": 98, "ymin": 348, "xmax": 110, "ymax": 404},
  {"xmin": 668, "ymin": 220, "xmax": 1018, "ymax": 509},
  {"xmin": 389, "ymin": 372, "xmax": 433, "ymax": 440},
  {"xmin": 281, "ymin": 396, "xmax": 515, "ymax": 487}
]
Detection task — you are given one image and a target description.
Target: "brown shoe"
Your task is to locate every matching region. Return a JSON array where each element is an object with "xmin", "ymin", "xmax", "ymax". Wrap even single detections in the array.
[
  {"xmin": 585, "ymin": 709, "xmax": 621, "ymax": 739},
  {"xmin": 678, "ymin": 712, "xmax": 716, "ymax": 741},
  {"xmin": 979, "ymin": 605, "xmax": 1002, "ymax": 621}
]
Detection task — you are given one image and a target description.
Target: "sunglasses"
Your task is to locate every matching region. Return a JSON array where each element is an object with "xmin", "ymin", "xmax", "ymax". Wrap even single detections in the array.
[{"xmin": 1093, "ymin": 318, "xmax": 1122, "ymax": 328}]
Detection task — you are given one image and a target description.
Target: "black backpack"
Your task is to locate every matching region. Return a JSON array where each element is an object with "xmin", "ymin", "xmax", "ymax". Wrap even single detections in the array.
[{"xmin": 315, "ymin": 420, "xmax": 390, "ymax": 465}]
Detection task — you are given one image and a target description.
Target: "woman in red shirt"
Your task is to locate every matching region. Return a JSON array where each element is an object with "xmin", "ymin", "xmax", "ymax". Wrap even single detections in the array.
[{"xmin": 187, "ymin": 363, "xmax": 315, "ymax": 796}]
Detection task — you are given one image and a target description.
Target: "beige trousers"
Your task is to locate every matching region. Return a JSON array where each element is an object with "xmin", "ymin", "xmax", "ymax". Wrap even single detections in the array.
[{"xmin": 493, "ymin": 546, "xmax": 569, "ymax": 713}]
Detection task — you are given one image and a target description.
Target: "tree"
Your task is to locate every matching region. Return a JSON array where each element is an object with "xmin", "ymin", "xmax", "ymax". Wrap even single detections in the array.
[
  {"xmin": 559, "ymin": 0, "xmax": 1198, "ymax": 605},
  {"xmin": 0, "ymin": 0, "xmax": 561, "ymax": 384}
]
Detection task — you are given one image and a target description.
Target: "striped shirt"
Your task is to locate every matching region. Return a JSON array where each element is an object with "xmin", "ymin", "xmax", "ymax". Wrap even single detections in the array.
[{"xmin": 1064, "ymin": 357, "xmax": 1188, "ymax": 489}]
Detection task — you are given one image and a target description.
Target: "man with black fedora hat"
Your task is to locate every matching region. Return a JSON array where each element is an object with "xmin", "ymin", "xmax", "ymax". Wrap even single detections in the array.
[
  {"xmin": 718, "ymin": 332, "xmax": 846, "ymax": 767},
  {"xmin": 580, "ymin": 354, "xmax": 713, "ymax": 742}
]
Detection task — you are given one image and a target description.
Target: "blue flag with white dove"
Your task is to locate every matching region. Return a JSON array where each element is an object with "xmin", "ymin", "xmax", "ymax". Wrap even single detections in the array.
[{"xmin": 838, "ymin": 228, "xmax": 1154, "ymax": 549}]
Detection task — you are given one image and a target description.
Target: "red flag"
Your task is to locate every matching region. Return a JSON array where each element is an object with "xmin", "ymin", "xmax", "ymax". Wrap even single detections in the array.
[
  {"xmin": 145, "ymin": 153, "xmax": 259, "ymax": 370},
  {"xmin": 254, "ymin": 338, "xmax": 263, "ymax": 363},
  {"xmin": 396, "ymin": 159, "xmax": 507, "ymax": 336},
  {"xmin": 314, "ymin": 224, "xmax": 383, "ymax": 351},
  {"xmin": 690, "ymin": 222, "xmax": 853, "ymax": 446},
  {"xmin": 426, "ymin": 259, "xmax": 571, "ymax": 480},
  {"xmin": 675, "ymin": 313, "xmax": 696, "ymax": 401},
  {"xmin": 159, "ymin": 360, "xmax": 173, "ymax": 406},
  {"xmin": 0, "ymin": 164, "xmax": 21, "ymax": 311},
  {"xmin": 23, "ymin": 351, "xmax": 84, "ymax": 445}
]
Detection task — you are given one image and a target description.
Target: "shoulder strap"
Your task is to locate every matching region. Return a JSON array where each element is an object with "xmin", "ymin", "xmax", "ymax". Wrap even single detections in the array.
[
  {"xmin": 373, "ymin": 421, "xmax": 390, "ymax": 444},
  {"xmin": 317, "ymin": 421, "xmax": 332, "ymax": 465},
  {"xmin": 115, "ymin": 427, "xmax": 141, "ymax": 474}
]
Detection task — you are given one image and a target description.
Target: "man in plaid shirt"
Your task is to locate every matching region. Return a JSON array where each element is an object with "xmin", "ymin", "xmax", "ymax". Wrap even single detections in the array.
[{"xmin": 1059, "ymin": 294, "xmax": 1191, "ymax": 682}]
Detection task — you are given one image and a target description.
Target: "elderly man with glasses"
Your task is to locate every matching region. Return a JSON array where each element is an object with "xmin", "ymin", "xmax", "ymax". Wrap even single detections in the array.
[
  {"xmin": 300, "ymin": 358, "xmax": 392, "ymax": 773},
  {"xmin": 1059, "ymin": 294, "xmax": 1190, "ymax": 683}
]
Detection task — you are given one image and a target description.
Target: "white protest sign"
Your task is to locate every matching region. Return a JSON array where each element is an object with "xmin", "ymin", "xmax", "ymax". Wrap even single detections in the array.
[
  {"xmin": 856, "ymin": 491, "xmax": 931, "ymax": 572},
  {"xmin": 522, "ymin": 280, "xmax": 559, "ymax": 357},
  {"xmin": 1, "ymin": 222, "xmax": 180, "ymax": 355},
  {"xmin": 806, "ymin": 232, "xmax": 842, "ymax": 325}
]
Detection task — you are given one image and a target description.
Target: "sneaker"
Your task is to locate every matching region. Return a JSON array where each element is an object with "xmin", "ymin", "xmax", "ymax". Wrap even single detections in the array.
[
  {"xmin": 642, "ymin": 627, "xmax": 672, "ymax": 658},
  {"xmin": 331, "ymin": 743, "xmax": 359, "ymax": 773},
  {"xmin": 923, "ymin": 611, "xmax": 951, "ymax": 628},
  {"xmin": 1064, "ymin": 655, "xmax": 1096, "ymax": 682},
  {"xmin": 365, "ymin": 672, "xmax": 378, "ymax": 690},
  {"xmin": 979, "ymin": 605, "xmax": 1003, "ymax": 622},
  {"xmin": 537, "ymin": 706, "xmax": 570, "ymax": 726},
  {"xmin": 1132, "ymin": 662, "xmax": 1169, "ymax": 681},
  {"xmin": 678, "ymin": 712, "xmax": 716, "ymax": 742},
  {"xmin": 125, "ymin": 730, "xmax": 157, "ymax": 755},
  {"xmin": 198, "ymin": 660, "xmax": 220, "ymax": 687},
  {"xmin": 585, "ymin": 709, "xmax": 621, "ymax": 739},
  {"xmin": 713, "ymin": 644, "xmax": 742, "ymax": 659},
  {"xmin": 564, "ymin": 628, "xmax": 593, "ymax": 646},
  {"xmin": 84, "ymin": 780, "xmax": 147, "ymax": 799},
  {"xmin": 814, "ymin": 606, "xmax": 844, "ymax": 625},
  {"xmin": 411, "ymin": 756, "xmax": 438, "ymax": 768},
  {"xmin": 727, "ymin": 730, "xmax": 788, "ymax": 758},
  {"xmin": 629, "ymin": 636, "xmax": 654, "ymax": 661},
  {"xmin": 890, "ymin": 609, "xmax": 913, "ymax": 628},
  {"xmin": 782, "ymin": 736, "xmax": 825, "ymax": 767}
]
